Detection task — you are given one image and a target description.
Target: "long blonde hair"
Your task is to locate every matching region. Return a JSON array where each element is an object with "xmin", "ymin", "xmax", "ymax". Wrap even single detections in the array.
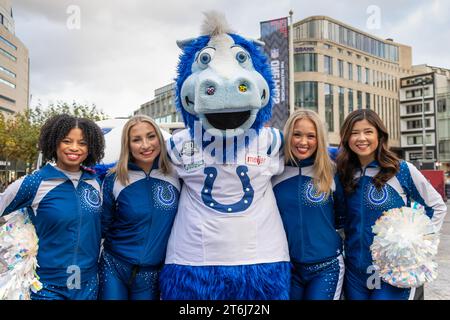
[
  {"xmin": 283, "ymin": 109, "xmax": 334, "ymax": 194},
  {"xmin": 111, "ymin": 115, "xmax": 171, "ymax": 185}
]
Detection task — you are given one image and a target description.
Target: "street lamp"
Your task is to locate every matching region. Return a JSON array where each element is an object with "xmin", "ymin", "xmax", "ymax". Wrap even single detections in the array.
[{"xmin": 413, "ymin": 76, "xmax": 433, "ymax": 168}]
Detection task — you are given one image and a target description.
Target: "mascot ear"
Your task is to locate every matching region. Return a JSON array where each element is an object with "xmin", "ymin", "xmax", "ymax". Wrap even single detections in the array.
[
  {"xmin": 176, "ymin": 37, "xmax": 197, "ymax": 49},
  {"xmin": 252, "ymin": 39, "xmax": 265, "ymax": 47}
]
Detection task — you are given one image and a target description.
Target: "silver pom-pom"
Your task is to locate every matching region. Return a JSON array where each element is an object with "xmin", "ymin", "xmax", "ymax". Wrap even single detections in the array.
[
  {"xmin": 371, "ymin": 206, "xmax": 440, "ymax": 288},
  {"xmin": 0, "ymin": 210, "xmax": 41, "ymax": 300}
]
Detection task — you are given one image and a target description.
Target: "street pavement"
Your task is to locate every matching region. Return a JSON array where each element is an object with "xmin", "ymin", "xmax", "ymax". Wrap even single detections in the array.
[{"xmin": 425, "ymin": 201, "xmax": 450, "ymax": 300}]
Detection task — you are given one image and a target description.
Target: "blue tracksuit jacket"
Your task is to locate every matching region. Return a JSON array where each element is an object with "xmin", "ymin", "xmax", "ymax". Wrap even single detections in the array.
[
  {"xmin": 101, "ymin": 161, "xmax": 180, "ymax": 267},
  {"xmin": 272, "ymin": 156, "xmax": 346, "ymax": 264},
  {"xmin": 0, "ymin": 164, "xmax": 102, "ymax": 286},
  {"xmin": 344, "ymin": 160, "xmax": 447, "ymax": 272}
]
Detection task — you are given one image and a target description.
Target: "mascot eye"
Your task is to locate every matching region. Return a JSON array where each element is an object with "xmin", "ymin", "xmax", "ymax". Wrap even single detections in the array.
[
  {"xmin": 199, "ymin": 52, "xmax": 212, "ymax": 65},
  {"xmin": 236, "ymin": 51, "xmax": 248, "ymax": 63}
]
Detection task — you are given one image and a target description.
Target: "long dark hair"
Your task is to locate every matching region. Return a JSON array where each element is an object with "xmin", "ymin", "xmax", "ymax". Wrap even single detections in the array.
[{"xmin": 336, "ymin": 109, "xmax": 399, "ymax": 194}]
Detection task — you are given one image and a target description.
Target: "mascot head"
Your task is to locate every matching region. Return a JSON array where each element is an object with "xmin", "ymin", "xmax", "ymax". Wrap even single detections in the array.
[{"xmin": 175, "ymin": 11, "xmax": 274, "ymax": 137}]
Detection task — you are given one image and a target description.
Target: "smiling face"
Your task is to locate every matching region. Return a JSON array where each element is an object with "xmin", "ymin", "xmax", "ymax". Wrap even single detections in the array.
[
  {"xmin": 129, "ymin": 122, "xmax": 161, "ymax": 172},
  {"xmin": 56, "ymin": 128, "xmax": 88, "ymax": 172},
  {"xmin": 348, "ymin": 119, "xmax": 379, "ymax": 167},
  {"xmin": 291, "ymin": 118, "xmax": 318, "ymax": 161}
]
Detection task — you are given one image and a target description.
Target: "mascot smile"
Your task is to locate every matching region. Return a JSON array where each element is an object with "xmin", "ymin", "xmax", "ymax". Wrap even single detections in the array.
[{"xmin": 159, "ymin": 11, "xmax": 290, "ymax": 300}]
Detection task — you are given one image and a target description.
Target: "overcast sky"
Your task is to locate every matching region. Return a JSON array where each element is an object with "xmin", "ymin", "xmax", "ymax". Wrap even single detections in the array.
[{"xmin": 12, "ymin": 0, "xmax": 450, "ymax": 118}]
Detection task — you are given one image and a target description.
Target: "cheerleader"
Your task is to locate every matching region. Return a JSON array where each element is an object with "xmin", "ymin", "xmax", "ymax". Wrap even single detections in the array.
[
  {"xmin": 273, "ymin": 109, "xmax": 346, "ymax": 300},
  {"xmin": 99, "ymin": 115, "xmax": 180, "ymax": 300},
  {"xmin": 0, "ymin": 114, "xmax": 105, "ymax": 300},
  {"xmin": 336, "ymin": 109, "xmax": 447, "ymax": 300}
]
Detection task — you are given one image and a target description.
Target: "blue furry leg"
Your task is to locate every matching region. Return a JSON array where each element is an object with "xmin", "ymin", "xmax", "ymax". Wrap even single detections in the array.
[{"xmin": 160, "ymin": 262, "xmax": 290, "ymax": 300}]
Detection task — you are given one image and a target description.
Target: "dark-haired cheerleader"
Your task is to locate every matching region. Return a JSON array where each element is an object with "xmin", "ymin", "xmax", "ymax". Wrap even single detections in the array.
[{"xmin": 0, "ymin": 114, "xmax": 105, "ymax": 300}]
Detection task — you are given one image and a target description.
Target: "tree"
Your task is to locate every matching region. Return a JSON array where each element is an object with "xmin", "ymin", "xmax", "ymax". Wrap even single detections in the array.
[{"xmin": 0, "ymin": 101, "xmax": 110, "ymax": 175}]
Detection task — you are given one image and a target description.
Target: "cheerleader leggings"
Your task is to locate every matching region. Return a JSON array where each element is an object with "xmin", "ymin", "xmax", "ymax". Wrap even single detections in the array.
[
  {"xmin": 290, "ymin": 254, "xmax": 345, "ymax": 300},
  {"xmin": 98, "ymin": 250, "xmax": 160, "ymax": 300},
  {"xmin": 30, "ymin": 273, "xmax": 98, "ymax": 300},
  {"xmin": 343, "ymin": 264, "xmax": 415, "ymax": 300}
]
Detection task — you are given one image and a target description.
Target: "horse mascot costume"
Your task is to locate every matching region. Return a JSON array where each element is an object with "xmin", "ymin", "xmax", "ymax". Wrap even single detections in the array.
[{"xmin": 159, "ymin": 11, "xmax": 290, "ymax": 300}]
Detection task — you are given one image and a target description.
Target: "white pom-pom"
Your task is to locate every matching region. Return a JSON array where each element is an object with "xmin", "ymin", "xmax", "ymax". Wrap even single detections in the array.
[
  {"xmin": 0, "ymin": 210, "xmax": 41, "ymax": 300},
  {"xmin": 200, "ymin": 11, "xmax": 235, "ymax": 36},
  {"xmin": 371, "ymin": 206, "xmax": 440, "ymax": 288}
]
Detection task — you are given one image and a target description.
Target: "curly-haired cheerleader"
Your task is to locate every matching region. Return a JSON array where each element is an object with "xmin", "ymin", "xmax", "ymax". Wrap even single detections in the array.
[{"xmin": 0, "ymin": 114, "xmax": 105, "ymax": 300}]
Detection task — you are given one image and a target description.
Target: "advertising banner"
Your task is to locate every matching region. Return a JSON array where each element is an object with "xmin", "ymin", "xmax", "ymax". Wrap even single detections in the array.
[{"xmin": 260, "ymin": 17, "xmax": 290, "ymax": 130}]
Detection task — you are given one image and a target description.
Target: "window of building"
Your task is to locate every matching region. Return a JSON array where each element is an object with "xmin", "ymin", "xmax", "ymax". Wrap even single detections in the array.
[
  {"xmin": 406, "ymin": 119, "xmax": 431, "ymax": 129},
  {"xmin": 439, "ymin": 140, "xmax": 450, "ymax": 157},
  {"xmin": 295, "ymin": 81, "xmax": 318, "ymax": 112},
  {"xmin": 357, "ymin": 91, "xmax": 362, "ymax": 109},
  {"xmin": 0, "ymin": 65, "xmax": 16, "ymax": 78},
  {"xmin": 0, "ymin": 48, "xmax": 16, "ymax": 62},
  {"xmin": 0, "ymin": 35, "xmax": 17, "ymax": 51},
  {"xmin": 348, "ymin": 88, "xmax": 354, "ymax": 113},
  {"xmin": 324, "ymin": 43, "xmax": 332, "ymax": 49},
  {"xmin": 325, "ymin": 84, "xmax": 334, "ymax": 131},
  {"xmin": 294, "ymin": 53, "xmax": 317, "ymax": 72},
  {"xmin": 324, "ymin": 55, "xmax": 333, "ymax": 75},
  {"xmin": 437, "ymin": 99, "xmax": 447, "ymax": 113},
  {"xmin": 0, "ymin": 77, "xmax": 15, "ymax": 88},
  {"xmin": 409, "ymin": 151, "xmax": 434, "ymax": 161},
  {"xmin": 357, "ymin": 65, "xmax": 362, "ymax": 83},
  {"xmin": 338, "ymin": 59, "xmax": 344, "ymax": 78},
  {"xmin": 365, "ymin": 92, "xmax": 371, "ymax": 109},
  {"xmin": 405, "ymin": 87, "xmax": 430, "ymax": 99},
  {"xmin": 348, "ymin": 62, "xmax": 353, "ymax": 80},
  {"xmin": 365, "ymin": 68, "xmax": 370, "ymax": 84},
  {"xmin": 407, "ymin": 135, "xmax": 432, "ymax": 145},
  {"xmin": 405, "ymin": 103, "xmax": 431, "ymax": 114},
  {"xmin": 339, "ymin": 87, "xmax": 345, "ymax": 127}
]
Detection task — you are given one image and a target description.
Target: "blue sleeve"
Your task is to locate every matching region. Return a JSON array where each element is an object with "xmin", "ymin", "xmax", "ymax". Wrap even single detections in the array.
[
  {"xmin": 0, "ymin": 175, "xmax": 40, "ymax": 217},
  {"xmin": 101, "ymin": 174, "xmax": 117, "ymax": 237},
  {"xmin": 333, "ymin": 175, "xmax": 346, "ymax": 229}
]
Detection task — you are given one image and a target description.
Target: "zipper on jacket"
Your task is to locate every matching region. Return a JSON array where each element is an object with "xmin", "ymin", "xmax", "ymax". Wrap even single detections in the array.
[
  {"xmin": 298, "ymin": 165, "xmax": 304, "ymax": 262},
  {"xmin": 358, "ymin": 166, "xmax": 366, "ymax": 271}
]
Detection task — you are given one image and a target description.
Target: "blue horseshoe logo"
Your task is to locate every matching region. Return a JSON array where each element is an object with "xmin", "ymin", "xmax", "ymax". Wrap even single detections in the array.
[
  {"xmin": 305, "ymin": 181, "xmax": 326, "ymax": 203},
  {"xmin": 368, "ymin": 184, "xmax": 388, "ymax": 206},
  {"xmin": 202, "ymin": 166, "xmax": 254, "ymax": 214},
  {"xmin": 84, "ymin": 189, "xmax": 101, "ymax": 207},
  {"xmin": 156, "ymin": 184, "xmax": 177, "ymax": 207}
]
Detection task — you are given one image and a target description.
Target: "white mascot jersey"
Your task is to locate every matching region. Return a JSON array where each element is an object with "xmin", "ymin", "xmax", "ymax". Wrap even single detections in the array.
[{"xmin": 165, "ymin": 127, "xmax": 290, "ymax": 266}]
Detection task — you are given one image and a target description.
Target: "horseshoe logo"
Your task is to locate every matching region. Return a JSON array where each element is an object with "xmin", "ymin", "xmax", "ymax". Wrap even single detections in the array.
[
  {"xmin": 156, "ymin": 184, "xmax": 177, "ymax": 207},
  {"xmin": 84, "ymin": 189, "xmax": 101, "ymax": 207},
  {"xmin": 305, "ymin": 181, "xmax": 327, "ymax": 203},
  {"xmin": 201, "ymin": 166, "xmax": 254, "ymax": 214},
  {"xmin": 368, "ymin": 184, "xmax": 388, "ymax": 206}
]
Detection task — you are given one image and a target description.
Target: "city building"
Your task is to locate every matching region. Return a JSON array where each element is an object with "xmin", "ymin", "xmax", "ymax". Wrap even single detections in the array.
[
  {"xmin": 291, "ymin": 16, "xmax": 416, "ymax": 148},
  {"xmin": 399, "ymin": 65, "xmax": 450, "ymax": 171},
  {"xmin": 0, "ymin": 0, "xmax": 29, "ymax": 116},
  {"xmin": 134, "ymin": 82, "xmax": 180, "ymax": 122}
]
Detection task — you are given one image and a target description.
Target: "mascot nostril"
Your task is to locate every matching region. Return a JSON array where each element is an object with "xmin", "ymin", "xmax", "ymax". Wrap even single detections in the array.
[{"xmin": 160, "ymin": 11, "xmax": 290, "ymax": 300}]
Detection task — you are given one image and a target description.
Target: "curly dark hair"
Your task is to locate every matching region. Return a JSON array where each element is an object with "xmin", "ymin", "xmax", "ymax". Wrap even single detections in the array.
[
  {"xmin": 38, "ymin": 114, "xmax": 105, "ymax": 167},
  {"xmin": 336, "ymin": 109, "xmax": 399, "ymax": 194}
]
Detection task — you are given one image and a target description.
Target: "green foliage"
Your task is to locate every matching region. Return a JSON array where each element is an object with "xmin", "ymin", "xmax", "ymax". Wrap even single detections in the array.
[{"xmin": 0, "ymin": 101, "xmax": 110, "ymax": 173}]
